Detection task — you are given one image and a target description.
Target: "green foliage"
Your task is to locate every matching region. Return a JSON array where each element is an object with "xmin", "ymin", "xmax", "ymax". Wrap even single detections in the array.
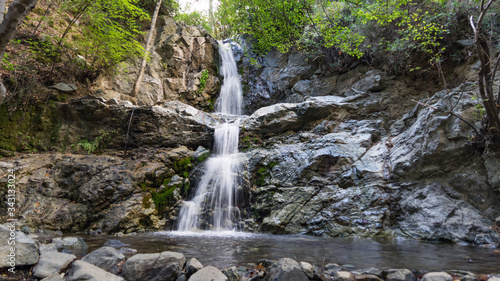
[
  {"xmin": 175, "ymin": 5, "xmax": 211, "ymax": 32},
  {"xmin": 215, "ymin": 0, "xmax": 459, "ymax": 71},
  {"xmin": 61, "ymin": 0, "xmax": 150, "ymax": 71},
  {"xmin": 28, "ymin": 38, "xmax": 61, "ymax": 64},
  {"xmin": 138, "ymin": 0, "xmax": 179, "ymax": 17},
  {"xmin": 73, "ymin": 129, "xmax": 117, "ymax": 154},
  {"xmin": 198, "ymin": 69, "xmax": 209, "ymax": 94},
  {"xmin": 1, "ymin": 55, "xmax": 15, "ymax": 71},
  {"xmin": 471, "ymin": 95, "xmax": 487, "ymax": 121}
]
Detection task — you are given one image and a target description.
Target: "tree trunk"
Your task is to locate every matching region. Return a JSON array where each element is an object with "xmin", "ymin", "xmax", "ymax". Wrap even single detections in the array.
[
  {"xmin": 0, "ymin": 0, "xmax": 38, "ymax": 105},
  {"xmin": 0, "ymin": 0, "xmax": 6, "ymax": 23},
  {"xmin": 470, "ymin": 0, "xmax": 500, "ymax": 138},
  {"xmin": 130, "ymin": 0, "xmax": 162, "ymax": 97}
]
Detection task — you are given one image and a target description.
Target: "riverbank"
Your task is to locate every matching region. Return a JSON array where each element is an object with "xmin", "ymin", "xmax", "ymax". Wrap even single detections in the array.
[{"xmin": 1, "ymin": 226, "xmax": 499, "ymax": 281}]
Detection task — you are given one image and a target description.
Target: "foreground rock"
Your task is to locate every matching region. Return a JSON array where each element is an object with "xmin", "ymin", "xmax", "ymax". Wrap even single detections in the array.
[
  {"xmin": 122, "ymin": 251, "xmax": 185, "ymax": 281},
  {"xmin": 2, "ymin": 246, "xmax": 500, "ymax": 281},
  {"xmin": 66, "ymin": 260, "xmax": 124, "ymax": 281},
  {"xmin": 189, "ymin": 266, "xmax": 228, "ymax": 281},
  {"xmin": 32, "ymin": 251, "xmax": 76, "ymax": 279},
  {"xmin": 0, "ymin": 225, "xmax": 39, "ymax": 268},
  {"xmin": 267, "ymin": 258, "xmax": 309, "ymax": 281},
  {"xmin": 81, "ymin": 247, "xmax": 125, "ymax": 274}
]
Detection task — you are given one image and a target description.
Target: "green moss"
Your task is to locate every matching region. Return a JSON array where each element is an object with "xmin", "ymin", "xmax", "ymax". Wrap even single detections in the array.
[
  {"xmin": 196, "ymin": 152, "xmax": 209, "ymax": 163},
  {"xmin": 0, "ymin": 101, "xmax": 62, "ymax": 152},
  {"xmin": 254, "ymin": 161, "xmax": 279, "ymax": 186},
  {"xmin": 152, "ymin": 186, "xmax": 176, "ymax": 212},
  {"xmin": 173, "ymin": 157, "xmax": 193, "ymax": 178},
  {"xmin": 162, "ymin": 177, "xmax": 172, "ymax": 186},
  {"xmin": 198, "ymin": 69, "xmax": 209, "ymax": 94},
  {"xmin": 207, "ymin": 97, "xmax": 215, "ymax": 112},
  {"xmin": 138, "ymin": 182, "xmax": 149, "ymax": 192}
]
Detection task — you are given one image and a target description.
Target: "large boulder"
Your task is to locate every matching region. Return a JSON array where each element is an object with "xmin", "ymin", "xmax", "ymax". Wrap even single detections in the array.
[
  {"xmin": 188, "ymin": 266, "xmax": 228, "ymax": 281},
  {"xmin": 0, "ymin": 225, "xmax": 39, "ymax": 268},
  {"xmin": 384, "ymin": 269, "xmax": 416, "ymax": 281},
  {"xmin": 52, "ymin": 237, "xmax": 88, "ymax": 254},
  {"xmin": 33, "ymin": 251, "xmax": 76, "ymax": 279},
  {"xmin": 122, "ymin": 251, "xmax": 185, "ymax": 281},
  {"xmin": 81, "ymin": 247, "xmax": 125, "ymax": 274},
  {"xmin": 66, "ymin": 260, "xmax": 124, "ymax": 281},
  {"xmin": 266, "ymin": 258, "xmax": 309, "ymax": 281}
]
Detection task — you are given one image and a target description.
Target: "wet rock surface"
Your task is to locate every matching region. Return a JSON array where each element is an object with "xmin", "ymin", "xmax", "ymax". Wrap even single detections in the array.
[{"xmin": 241, "ymin": 81, "xmax": 500, "ymax": 245}]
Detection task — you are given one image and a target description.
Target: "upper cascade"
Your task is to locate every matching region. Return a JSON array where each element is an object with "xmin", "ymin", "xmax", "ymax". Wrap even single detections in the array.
[{"xmin": 216, "ymin": 41, "xmax": 243, "ymax": 116}]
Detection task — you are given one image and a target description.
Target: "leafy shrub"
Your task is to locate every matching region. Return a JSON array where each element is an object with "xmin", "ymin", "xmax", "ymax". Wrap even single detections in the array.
[{"xmin": 73, "ymin": 129, "xmax": 117, "ymax": 154}]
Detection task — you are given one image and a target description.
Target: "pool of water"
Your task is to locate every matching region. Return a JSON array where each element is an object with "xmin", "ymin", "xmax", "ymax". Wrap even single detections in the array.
[{"xmin": 78, "ymin": 231, "xmax": 500, "ymax": 274}]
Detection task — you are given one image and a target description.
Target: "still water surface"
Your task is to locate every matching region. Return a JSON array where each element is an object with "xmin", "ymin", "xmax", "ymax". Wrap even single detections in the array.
[{"xmin": 79, "ymin": 231, "xmax": 500, "ymax": 274}]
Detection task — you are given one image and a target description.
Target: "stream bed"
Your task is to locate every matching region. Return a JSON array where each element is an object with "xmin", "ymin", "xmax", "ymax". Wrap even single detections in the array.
[{"xmin": 78, "ymin": 231, "xmax": 500, "ymax": 274}]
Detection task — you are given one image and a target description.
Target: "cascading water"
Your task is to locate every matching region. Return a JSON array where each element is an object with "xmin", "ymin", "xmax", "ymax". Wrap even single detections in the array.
[{"xmin": 177, "ymin": 42, "xmax": 243, "ymax": 232}]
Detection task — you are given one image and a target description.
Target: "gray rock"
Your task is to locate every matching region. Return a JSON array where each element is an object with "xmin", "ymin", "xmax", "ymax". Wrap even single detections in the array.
[
  {"xmin": 487, "ymin": 278, "xmax": 500, "ymax": 281},
  {"xmin": 267, "ymin": 258, "xmax": 309, "ymax": 281},
  {"xmin": 0, "ymin": 224, "xmax": 39, "ymax": 268},
  {"xmin": 33, "ymin": 251, "xmax": 76, "ymax": 279},
  {"xmin": 398, "ymin": 183, "xmax": 500, "ymax": 243},
  {"xmin": 81, "ymin": 247, "xmax": 125, "ymax": 274},
  {"xmin": 335, "ymin": 271, "xmax": 356, "ymax": 281},
  {"xmin": 103, "ymin": 240, "xmax": 128, "ymax": 248},
  {"xmin": 421, "ymin": 272, "xmax": 453, "ymax": 281},
  {"xmin": 185, "ymin": 258, "xmax": 204, "ymax": 277},
  {"xmin": 41, "ymin": 273, "xmax": 65, "ymax": 281},
  {"xmin": 66, "ymin": 260, "xmax": 124, "ymax": 281},
  {"xmin": 385, "ymin": 269, "xmax": 416, "ymax": 281},
  {"xmin": 122, "ymin": 251, "xmax": 185, "ymax": 281},
  {"xmin": 350, "ymin": 74, "xmax": 384, "ymax": 94},
  {"xmin": 354, "ymin": 274, "xmax": 384, "ymax": 281},
  {"xmin": 119, "ymin": 247, "xmax": 138, "ymax": 255},
  {"xmin": 325, "ymin": 263, "xmax": 343, "ymax": 273},
  {"xmin": 188, "ymin": 266, "xmax": 228, "ymax": 281},
  {"xmin": 242, "ymin": 96, "xmax": 352, "ymax": 137},
  {"xmin": 39, "ymin": 243, "xmax": 58, "ymax": 255},
  {"xmin": 51, "ymin": 83, "xmax": 77, "ymax": 93},
  {"xmin": 52, "ymin": 237, "xmax": 88, "ymax": 253},
  {"xmin": 221, "ymin": 266, "xmax": 240, "ymax": 281},
  {"xmin": 299, "ymin": 261, "xmax": 315, "ymax": 279},
  {"xmin": 176, "ymin": 272, "xmax": 187, "ymax": 281}
]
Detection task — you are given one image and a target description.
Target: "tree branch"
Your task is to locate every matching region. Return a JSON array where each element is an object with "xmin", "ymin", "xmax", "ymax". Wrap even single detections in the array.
[{"xmin": 412, "ymin": 99, "xmax": 483, "ymax": 138}]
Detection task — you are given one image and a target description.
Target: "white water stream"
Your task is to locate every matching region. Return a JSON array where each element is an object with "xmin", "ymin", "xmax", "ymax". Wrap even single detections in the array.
[{"xmin": 177, "ymin": 42, "xmax": 243, "ymax": 232}]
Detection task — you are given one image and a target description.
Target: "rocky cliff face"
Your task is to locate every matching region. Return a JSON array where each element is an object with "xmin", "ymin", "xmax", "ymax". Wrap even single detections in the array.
[
  {"xmin": 220, "ymin": 37, "xmax": 499, "ymax": 245},
  {"xmin": 94, "ymin": 17, "xmax": 220, "ymax": 110},
  {"xmin": 0, "ymin": 25, "xmax": 499, "ymax": 246}
]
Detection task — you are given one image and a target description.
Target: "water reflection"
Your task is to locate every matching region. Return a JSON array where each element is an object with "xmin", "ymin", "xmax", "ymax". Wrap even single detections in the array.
[{"xmin": 79, "ymin": 232, "xmax": 500, "ymax": 274}]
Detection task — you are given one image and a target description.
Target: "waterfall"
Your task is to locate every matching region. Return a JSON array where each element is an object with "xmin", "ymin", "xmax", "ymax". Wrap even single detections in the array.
[{"xmin": 177, "ymin": 42, "xmax": 243, "ymax": 232}]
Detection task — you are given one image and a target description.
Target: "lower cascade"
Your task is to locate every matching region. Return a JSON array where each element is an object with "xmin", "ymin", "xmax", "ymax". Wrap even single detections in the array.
[{"xmin": 177, "ymin": 41, "xmax": 244, "ymax": 232}]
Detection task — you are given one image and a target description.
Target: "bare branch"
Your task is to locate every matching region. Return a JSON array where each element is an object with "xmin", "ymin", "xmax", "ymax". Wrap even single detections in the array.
[{"xmin": 412, "ymin": 99, "xmax": 483, "ymax": 138}]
